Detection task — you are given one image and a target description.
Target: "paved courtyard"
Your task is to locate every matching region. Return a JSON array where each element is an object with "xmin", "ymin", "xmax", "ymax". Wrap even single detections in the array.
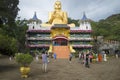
[{"xmin": 0, "ymin": 56, "xmax": 120, "ymax": 80}]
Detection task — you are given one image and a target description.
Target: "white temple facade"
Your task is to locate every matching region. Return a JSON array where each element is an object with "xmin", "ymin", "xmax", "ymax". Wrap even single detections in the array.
[
  {"xmin": 27, "ymin": 12, "xmax": 42, "ymax": 30},
  {"xmin": 79, "ymin": 13, "xmax": 92, "ymax": 30}
]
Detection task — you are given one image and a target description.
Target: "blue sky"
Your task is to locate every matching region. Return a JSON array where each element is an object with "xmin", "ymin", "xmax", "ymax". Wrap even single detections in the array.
[{"xmin": 18, "ymin": 0, "xmax": 120, "ymax": 22}]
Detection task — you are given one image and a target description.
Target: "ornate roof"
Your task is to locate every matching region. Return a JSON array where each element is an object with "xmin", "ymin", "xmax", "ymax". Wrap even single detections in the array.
[
  {"xmin": 32, "ymin": 12, "xmax": 38, "ymax": 20},
  {"xmin": 28, "ymin": 12, "xmax": 42, "ymax": 23},
  {"xmin": 81, "ymin": 12, "xmax": 88, "ymax": 20}
]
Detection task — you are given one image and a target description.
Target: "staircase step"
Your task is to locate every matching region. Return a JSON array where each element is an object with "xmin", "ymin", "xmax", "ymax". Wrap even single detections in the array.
[{"xmin": 53, "ymin": 46, "xmax": 70, "ymax": 59}]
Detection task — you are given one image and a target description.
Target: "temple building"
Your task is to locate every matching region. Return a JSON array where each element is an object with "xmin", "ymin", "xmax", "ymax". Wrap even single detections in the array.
[{"xmin": 26, "ymin": 0, "xmax": 93, "ymax": 58}]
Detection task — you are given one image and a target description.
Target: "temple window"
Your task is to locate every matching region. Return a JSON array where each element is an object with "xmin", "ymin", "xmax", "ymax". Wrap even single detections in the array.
[
  {"xmin": 86, "ymin": 26, "xmax": 88, "ymax": 29},
  {"xmin": 33, "ymin": 26, "xmax": 34, "ymax": 29}
]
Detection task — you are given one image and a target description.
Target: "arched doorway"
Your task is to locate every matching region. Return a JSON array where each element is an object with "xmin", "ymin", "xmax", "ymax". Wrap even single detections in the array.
[{"xmin": 52, "ymin": 36, "xmax": 68, "ymax": 46}]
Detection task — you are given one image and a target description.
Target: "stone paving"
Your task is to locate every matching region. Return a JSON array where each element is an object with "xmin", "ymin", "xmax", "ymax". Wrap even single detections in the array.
[{"xmin": 0, "ymin": 56, "xmax": 120, "ymax": 80}]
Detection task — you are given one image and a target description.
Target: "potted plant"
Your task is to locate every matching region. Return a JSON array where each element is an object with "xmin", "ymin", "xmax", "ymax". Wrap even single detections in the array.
[{"xmin": 15, "ymin": 53, "xmax": 33, "ymax": 78}]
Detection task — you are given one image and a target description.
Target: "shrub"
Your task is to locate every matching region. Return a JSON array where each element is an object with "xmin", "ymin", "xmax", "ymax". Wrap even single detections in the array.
[{"xmin": 15, "ymin": 53, "xmax": 33, "ymax": 67}]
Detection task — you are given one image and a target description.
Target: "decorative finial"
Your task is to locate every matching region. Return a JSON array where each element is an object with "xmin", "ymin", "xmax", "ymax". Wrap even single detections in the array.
[
  {"xmin": 32, "ymin": 11, "xmax": 38, "ymax": 20},
  {"xmin": 82, "ymin": 11, "xmax": 87, "ymax": 20}
]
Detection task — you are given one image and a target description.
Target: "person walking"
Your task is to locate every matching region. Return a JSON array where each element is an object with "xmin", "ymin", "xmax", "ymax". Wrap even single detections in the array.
[
  {"xmin": 89, "ymin": 51, "xmax": 93, "ymax": 63},
  {"xmin": 85, "ymin": 51, "xmax": 90, "ymax": 68},
  {"xmin": 35, "ymin": 53, "xmax": 39, "ymax": 62},
  {"xmin": 41, "ymin": 51, "xmax": 48, "ymax": 72},
  {"xmin": 98, "ymin": 53, "xmax": 102, "ymax": 62},
  {"xmin": 115, "ymin": 50, "xmax": 119, "ymax": 59},
  {"xmin": 69, "ymin": 53, "xmax": 73, "ymax": 63},
  {"xmin": 47, "ymin": 52, "xmax": 50, "ymax": 63},
  {"xmin": 103, "ymin": 53, "xmax": 107, "ymax": 61},
  {"xmin": 81, "ymin": 52, "xmax": 85, "ymax": 64},
  {"xmin": 79, "ymin": 51, "xmax": 82, "ymax": 61},
  {"xmin": 53, "ymin": 53, "xmax": 57, "ymax": 60}
]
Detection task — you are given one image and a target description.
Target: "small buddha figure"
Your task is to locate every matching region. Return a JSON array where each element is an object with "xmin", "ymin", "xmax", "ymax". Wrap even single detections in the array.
[{"xmin": 48, "ymin": 0, "xmax": 68, "ymax": 24}]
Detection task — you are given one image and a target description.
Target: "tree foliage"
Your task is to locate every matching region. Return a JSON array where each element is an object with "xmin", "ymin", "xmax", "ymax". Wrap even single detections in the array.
[
  {"xmin": 0, "ymin": 34, "xmax": 18, "ymax": 56},
  {"xmin": 0, "ymin": 0, "xmax": 20, "ymax": 56},
  {"xmin": 15, "ymin": 19, "xmax": 28, "ymax": 52},
  {"xmin": 68, "ymin": 17, "xmax": 79, "ymax": 26},
  {"xmin": 0, "ymin": 0, "xmax": 19, "ymax": 25},
  {"xmin": 91, "ymin": 13, "xmax": 120, "ymax": 41}
]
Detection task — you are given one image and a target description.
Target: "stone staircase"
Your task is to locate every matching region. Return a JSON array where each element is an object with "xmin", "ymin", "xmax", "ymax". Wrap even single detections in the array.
[{"xmin": 53, "ymin": 46, "xmax": 70, "ymax": 59}]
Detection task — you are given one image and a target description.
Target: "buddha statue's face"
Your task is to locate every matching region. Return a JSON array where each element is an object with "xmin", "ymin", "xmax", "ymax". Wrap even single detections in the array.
[{"xmin": 54, "ymin": 1, "xmax": 61, "ymax": 10}]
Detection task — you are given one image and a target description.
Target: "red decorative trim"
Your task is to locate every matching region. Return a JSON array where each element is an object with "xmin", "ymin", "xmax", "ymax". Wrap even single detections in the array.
[
  {"xmin": 70, "ymin": 30, "xmax": 93, "ymax": 33},
  {"xmin": 27, "ymin": 30, "xmax": 50, "ymax": 33},
  {"xmin": 27, "ymin": 30, "xmax": 92, "ymax": 33},
  {"xmin": 27, "ymin": 44, "xmax": 92, "ymax": 48}
]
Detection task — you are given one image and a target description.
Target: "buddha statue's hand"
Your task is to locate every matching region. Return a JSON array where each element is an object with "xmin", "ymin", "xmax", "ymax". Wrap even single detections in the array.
[{"xmin": 53, "ymin": 12, "xmax": 63, "ymax": 20}]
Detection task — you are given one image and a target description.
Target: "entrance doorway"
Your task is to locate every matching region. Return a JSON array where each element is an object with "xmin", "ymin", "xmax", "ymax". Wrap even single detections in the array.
[
  {"xmin": 52, "ymin": 36, "xmax": 70, "ymax": 58},
  {"xmin": 53, "ymin": 37, "xmax": 68, "ymax": 46}
]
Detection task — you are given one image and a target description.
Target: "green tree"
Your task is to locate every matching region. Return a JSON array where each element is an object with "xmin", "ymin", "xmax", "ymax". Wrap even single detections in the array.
[
  {"xmin": 0, "ymin": 0, "xmax": 19, "ymax": 55},
  {"xmin": 15, "ymin": 19, "xmax": 28, "ymax": 52},
  {"xmin": 91, "ymin": 13, "xmax": 120, "ymax": 41},
  {"xmin": 68, "ymin": 17, "xmax": 79, "ymax": 26},
  {"xmin": 0, "ymin": 35, "xmax": 18, "ymax": 56},
  {"xmin": 0, "ymin": 0, "xmax": 19, "ymax": 25}
]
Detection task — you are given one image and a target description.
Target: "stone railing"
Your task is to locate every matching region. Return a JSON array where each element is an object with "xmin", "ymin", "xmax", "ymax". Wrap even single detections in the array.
[
  {"xmin": 27, "ymin": 44, "xmax": 49, "ymax": 48},
  {"xmin": 27, "ymin": 37, "xmax": 51, "ymax": 40},
  {"xmin": 70, "ymin": 37, "xmax": 93, "ymax": 41},
  {"xmin": 72, "ymin": 44, "xmax": 93, "ymax": 48}
]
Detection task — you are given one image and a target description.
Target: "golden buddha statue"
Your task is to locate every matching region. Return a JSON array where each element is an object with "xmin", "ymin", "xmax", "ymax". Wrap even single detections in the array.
[
  {"xmin": 48, "ymin": 0, "xmax": 67, "ymax": 24},
  {"xmin": 41, "ymin": 0, "xmax": 75, "ymax": 27}
]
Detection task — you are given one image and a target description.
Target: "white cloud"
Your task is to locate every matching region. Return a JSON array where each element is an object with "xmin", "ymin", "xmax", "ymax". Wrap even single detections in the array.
[{"xmin": 18, "ymin": 0, "xmax": 120, "ymax": 22}]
